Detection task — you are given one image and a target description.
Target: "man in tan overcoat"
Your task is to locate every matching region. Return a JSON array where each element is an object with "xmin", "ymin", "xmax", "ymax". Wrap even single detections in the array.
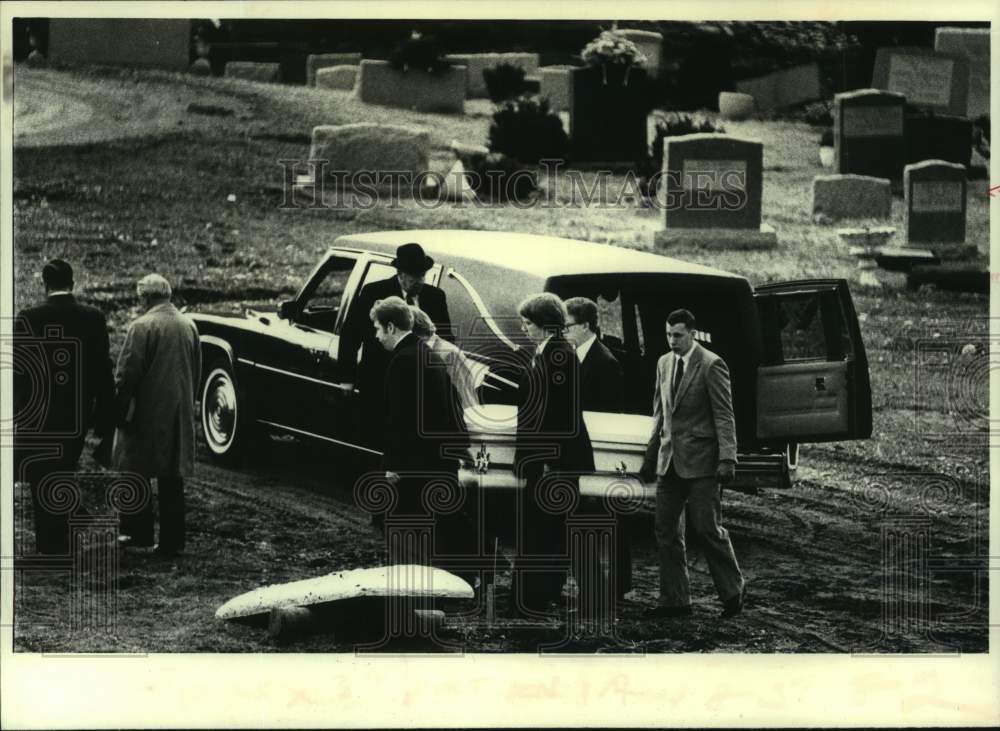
[{"xmin": 112, "ymin": 274, "xmax": 200, "ymax": 556}]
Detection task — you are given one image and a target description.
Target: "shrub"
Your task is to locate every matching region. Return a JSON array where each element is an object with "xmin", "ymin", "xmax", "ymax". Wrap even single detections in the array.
[
  {"xmin": 483, "ymin": 63, "xmax": 527, "ymax": 103},
  {"xmin": 802, "ymin": 100, "xmax": 834, "ymax": 127},
  {"xmin": 488, "ymin": 96, "xmax": 569, "ymax": 165},
  {"xmin": 388, "ymin": 31, "xmax": 450, "ymax": 74},
  {"xmin": 467, "ymin": 152, "xmax": 538, "ymax": 203}
]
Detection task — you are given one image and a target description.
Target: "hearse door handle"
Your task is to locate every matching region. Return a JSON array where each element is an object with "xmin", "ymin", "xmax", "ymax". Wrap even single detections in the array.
[{"xmin": 814, "ymin": 376, "xmax": 826, "ymax": 391}]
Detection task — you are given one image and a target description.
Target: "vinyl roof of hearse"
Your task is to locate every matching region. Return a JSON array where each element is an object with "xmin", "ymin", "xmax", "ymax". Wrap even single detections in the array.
[{"xmin": 333, "ymin": 230, "xmax": 745, "ymax": 281}]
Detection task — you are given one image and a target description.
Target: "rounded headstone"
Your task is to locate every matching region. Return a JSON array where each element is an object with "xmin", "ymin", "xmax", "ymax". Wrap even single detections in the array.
[
  {"xmin": 813, "ymin": 174, "xmax": 892, "ymax": 221},
  {"xmin": 189, "ymin": 58, "xmax": 212, "ymax": 76},
  {"xmin": 25, "ymin": 50, "xmax": 47, "ymax": 68},
  {"xmin": 718, "ymin": 92, "xmax": 755, "ymax": 120}
]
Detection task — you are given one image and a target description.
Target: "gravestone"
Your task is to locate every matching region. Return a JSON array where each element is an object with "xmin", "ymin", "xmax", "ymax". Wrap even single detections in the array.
[
  {"xmin": 309, "ymin": 123, "xmax": 431, "ymax": 187},
  {"xmin": 904, "ymin": 160, "xmax": 968, "ymax": 254},
  {"xmin": 872, "ymin": 47, "xmax": 970, "ymax": 117},
  {"xmin": 718, "ymin": 92, "xmax": 754, "ymax": 121},
  {"xmin": 568, "ymin": 65, "xmax": 648, "ymax": 163},
  {"xmin": 905, "ymin": 114, "xmax": 972, "ymax": 167},
  {"xmin": 189, "ymin": 58, "xmax": 212, "ymax": 76},
  {"xmin": 735, "ymin": 63, "xmax": 822, "ymax": 113},
  {"xmin": 812, "ymin": 175, "xmax": 892, "ymax": 221},
  {"xmin": 306, "ymin": 52, "xmax": 363, "ymax": 87},
  {"xmin": 539, "ymin": 66, "xmax": 577, "ymax": 111},
  {"xmin": 354, "ymin": 60, "xmax": 466, "ymax": 114},
  {"xmin": 935, "ymin": 27, "xmax": 990, "ymax": 119},
  {"xmin": 444, "ymin": 53, "xmax": 540, "ymax": 98},
  {"xmin": 834, "ymin": 89, "xmax": 906, "ymax": 182},
  {"xmin": 654, "ymin": 134, "xmax": 777, "ymax": 249},
  {"xmin": 225, "ymin": 61, "xmax": 281, "ymax": 83},
  {"xmin": 619, "ymin": 29, "xmax": 663, "ymax": 80},
  {"xmin": 316, "ymin": 65, "xmax": 358, "ymax": 91}
]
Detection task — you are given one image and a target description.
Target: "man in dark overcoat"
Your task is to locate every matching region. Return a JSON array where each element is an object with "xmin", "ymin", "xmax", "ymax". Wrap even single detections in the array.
[
  {"xmin": 339, "ymin": 242, "xmax": 452, "ymax": 449},
  {"xmin": 512, "ymin": 293, "xmax": 594, "ymax": 616},
  {"xmin": 372, "ymin": 297, "xmax": 469, "ymax": 567},
  {"xmin": 14, "ymin": 259, "xmax": 115, "ymax": 554}
]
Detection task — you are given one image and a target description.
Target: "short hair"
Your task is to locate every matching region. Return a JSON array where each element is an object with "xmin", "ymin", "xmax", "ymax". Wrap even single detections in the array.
[
  {"xmin": 666, "ymin": 308, "xmax": 696, "ymax": 330},
  {"xmin": 564, "ymin": 297, "xmax": 599, "ymax": 333},
  {"xmin": 518, "ymin": 292, "xmax": 567, "ymax": 331},
  {"xmin": 370, "ymin": 296, "xmax": 414, "ymax": 332},
  {"xmin": 137, "ymin": 274, "xmax": 172, "ymax": 300},
  {"xmin": 409, "ymin": 306, "xmax": 436, "ymax": 337},
  {"xmin": 42, "ymin": 259, "xmax": 73, "ymax": 290}
]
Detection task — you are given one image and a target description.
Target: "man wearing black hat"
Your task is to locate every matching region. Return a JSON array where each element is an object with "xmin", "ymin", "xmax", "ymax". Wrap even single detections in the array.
[
  {"xmin": 339, "ymin": 243, "xmax": 452, "ymax": 450},
  {"xmin": 13, "ymin": 259, "xmax": 115, "ymax": 554}
]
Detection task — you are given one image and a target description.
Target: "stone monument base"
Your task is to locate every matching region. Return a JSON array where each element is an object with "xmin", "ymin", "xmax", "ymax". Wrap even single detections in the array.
[
  {"xmin": 927, "ymin": 243, "xmax": 980, "ymax": 261},
  {"xmin": 654, "ymin": 224, "xmax": 778, "ymax": 250}
]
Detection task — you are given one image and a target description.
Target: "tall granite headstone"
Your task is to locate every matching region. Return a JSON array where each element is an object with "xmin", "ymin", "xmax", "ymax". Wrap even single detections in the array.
[
  {"xmin": 904, "ymin": 160, "xmax": 967, "ymax": 248},
  {"xmin": 655, "ymin": 134, "xmax": 777, "ymax": 249},
  {"xmin": 935, "ymin": 27, "xmax": 990, "ymax": 119},
  {"xmin": 568, "ymin": 65, "xmax": 649, "ymax": 163},
  {"xmin": 834, "ymin": 89, "xmax": 906, "ymax": 181}
]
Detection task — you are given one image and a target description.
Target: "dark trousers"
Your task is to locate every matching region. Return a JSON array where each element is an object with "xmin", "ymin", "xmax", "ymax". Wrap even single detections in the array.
[
  {"xmin": 120, "ymin": 475, "xmax": 185, "ymax": 551},
  {"xmin": 376, "ymin": 471, "xmax": 472, "ymax": 572},
  {"xmin": 22, "ymin": 438, "xmax": 85, "ymax": 555},
  {"xmin": 656, "ymin": 463, "xmax": 743, "ymax": 607},
  {"xmin": 511, "ymin": 467, "xmax": 569, "ymax": 613}
]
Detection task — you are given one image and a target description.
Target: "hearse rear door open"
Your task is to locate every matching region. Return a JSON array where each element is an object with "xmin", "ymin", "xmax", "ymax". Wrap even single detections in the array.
[{"xmin": 753, "ymin": 279, "xmax": 873, "ymax": 443}]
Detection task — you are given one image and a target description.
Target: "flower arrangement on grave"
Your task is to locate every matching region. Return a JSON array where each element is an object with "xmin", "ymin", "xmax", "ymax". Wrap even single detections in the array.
[
  {"xmin": 388, "ymin": 31, "xmax": 451, "ymax": 75},
  {"xmin": 580, "ymin": 29, "xmax": 647, "ymax": 85}
]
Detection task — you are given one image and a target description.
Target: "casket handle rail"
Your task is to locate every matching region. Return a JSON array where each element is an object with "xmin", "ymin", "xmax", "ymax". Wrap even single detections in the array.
[{"xmin": 474, "ymin": 442, "xmax": 491, "ymax": 474}]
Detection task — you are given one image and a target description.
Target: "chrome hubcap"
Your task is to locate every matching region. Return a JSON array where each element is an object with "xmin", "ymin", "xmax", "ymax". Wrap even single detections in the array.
[{"xmin": 204, "ymin": 370, "xmax": 237, "ymax": 452}]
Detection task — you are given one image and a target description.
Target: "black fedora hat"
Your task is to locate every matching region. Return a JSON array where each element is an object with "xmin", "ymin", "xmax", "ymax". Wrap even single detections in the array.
[{"xmin": 391, "ymin": 243, "xmax": 434, "ymax": 275}]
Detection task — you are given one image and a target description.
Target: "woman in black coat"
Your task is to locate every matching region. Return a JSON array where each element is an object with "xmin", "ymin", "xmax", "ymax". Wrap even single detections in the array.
[{"xmin": 511, "ymin": 293, "xmax": 594, "ymax": 616}]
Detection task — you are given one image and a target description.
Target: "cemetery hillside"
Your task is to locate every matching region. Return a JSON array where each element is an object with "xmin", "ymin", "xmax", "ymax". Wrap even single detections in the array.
[{"xmin": 10, "ymin": 19, "xmax": 989, "ymax": 653}]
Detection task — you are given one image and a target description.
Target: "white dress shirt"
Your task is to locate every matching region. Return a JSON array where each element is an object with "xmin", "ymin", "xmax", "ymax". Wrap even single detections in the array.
[{"xmin": 575, "ymin": 332, "xmax": 597, "ymax": 363}]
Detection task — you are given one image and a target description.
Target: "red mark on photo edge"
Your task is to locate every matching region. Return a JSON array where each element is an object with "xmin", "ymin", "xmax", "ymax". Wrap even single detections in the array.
[{"xmin": 988, "ymin": 184, "xmax": 1000, "ymax": 198}]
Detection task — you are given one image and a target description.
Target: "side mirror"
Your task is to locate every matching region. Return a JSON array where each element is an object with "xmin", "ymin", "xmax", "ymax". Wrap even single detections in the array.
[{"xmin": 279, "ymin": 300, "xmax": 299, "ymax": 321}]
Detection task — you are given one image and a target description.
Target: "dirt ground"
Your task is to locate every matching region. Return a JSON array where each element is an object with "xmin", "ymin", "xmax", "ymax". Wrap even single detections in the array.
[{"xmin": 11, "ymin": 66, "xmax": 990, "ymax": 654}]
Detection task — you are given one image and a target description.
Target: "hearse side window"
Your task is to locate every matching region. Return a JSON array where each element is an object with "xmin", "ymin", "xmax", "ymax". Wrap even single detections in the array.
[
  {"xmin": 766, "ymin": 291, "xmax": 853, "ymax": 363},
  {"xmin": 361, "ymin": 261, "xmax": 398, "ymax": 289},
  {"xmin": 297, "ymin": 255, "xmax": 356, "ymax": 332}
]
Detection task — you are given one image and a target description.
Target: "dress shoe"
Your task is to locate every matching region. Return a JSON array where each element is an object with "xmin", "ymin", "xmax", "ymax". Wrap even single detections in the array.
[
  {"xmin": 648, "ymin": 604, "xmax": 693, "ymax": 619},
  {"xmin": 721, "ymin": 585, "xmax": 747, "ymax": 619}
]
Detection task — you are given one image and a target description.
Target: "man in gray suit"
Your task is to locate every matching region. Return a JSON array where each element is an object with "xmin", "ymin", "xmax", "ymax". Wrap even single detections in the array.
[{"xmin": 640, "ymin": 309, "xmax": 745, "ymax": 619}]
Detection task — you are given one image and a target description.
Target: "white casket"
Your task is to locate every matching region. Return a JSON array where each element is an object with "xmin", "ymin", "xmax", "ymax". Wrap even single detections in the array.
[{"xmin": 460, "ymin": 404, "xmax": 657, "ymax": 501}]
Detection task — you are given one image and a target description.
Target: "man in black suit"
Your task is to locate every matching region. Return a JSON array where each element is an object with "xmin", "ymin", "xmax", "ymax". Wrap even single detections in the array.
[
  {"xmin": 13, "ymin": 259, "xmax": 115, "ymax": 554},
  {"xmin": 339, "ymin": 243, "xmax": 452, "ymax": 449},
  {"xmin": 564, "ymin": 297, "xmax": 625, "ymax": 414},
  {"xmin": 512, "ymin": 293, "xmax": 594, "ymax": 616},
  {"xmin": 564, "ymin": 296, "xmax": 632, "ymax": 607},
  {"xmin": 372, "ymin": 297, "xmax": 469, "ymax": 566}
]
